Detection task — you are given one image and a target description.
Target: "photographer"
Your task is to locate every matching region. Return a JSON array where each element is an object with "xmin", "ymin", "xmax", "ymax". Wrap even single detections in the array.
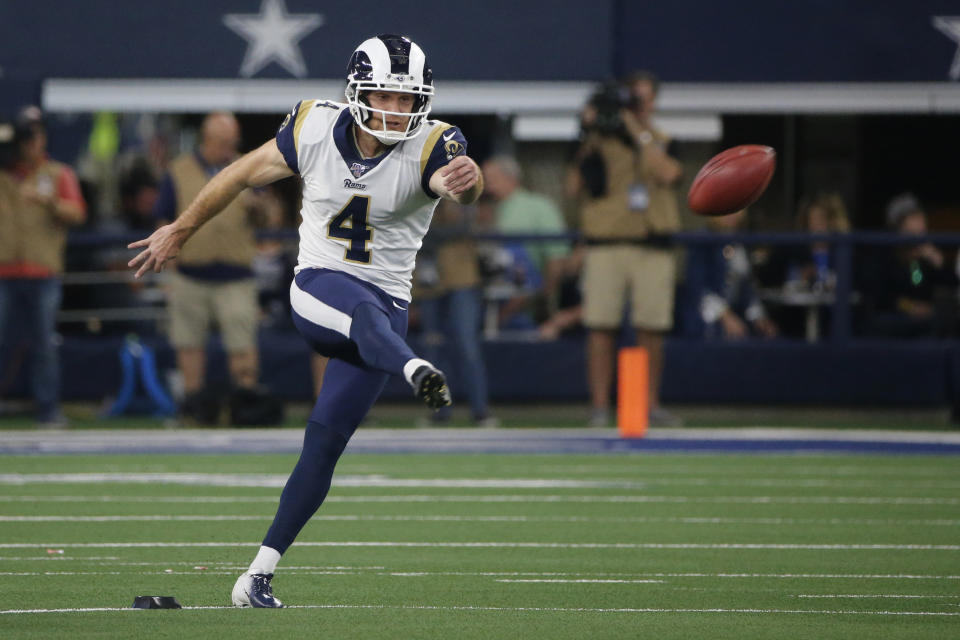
[
  {"xmin": 567, "ymin": 71, "xmax": 683, "ymax": 427},
  {"xmin": 0, "ymin": 106, "xmax": 87, "ymax": 428}
]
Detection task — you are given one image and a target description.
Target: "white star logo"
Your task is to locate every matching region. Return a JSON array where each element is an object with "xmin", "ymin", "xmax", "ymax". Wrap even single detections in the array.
[
  {"xmin": 223, "ymin": 0, "xmax": 323, "ymax": 78},
  {"xmin": 933, "ymin": 16, "xmax": 960, "ymax": 81}
]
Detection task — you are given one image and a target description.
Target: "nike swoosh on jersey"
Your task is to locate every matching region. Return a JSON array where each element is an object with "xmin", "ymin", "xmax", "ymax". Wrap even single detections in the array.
[
  {"xmin": 442, "ymin": 131, "xmax": 456, "ymax": 142},
  {"xmin": 392, "ymin": 301, "xmax": 407, "ymax": 311}
]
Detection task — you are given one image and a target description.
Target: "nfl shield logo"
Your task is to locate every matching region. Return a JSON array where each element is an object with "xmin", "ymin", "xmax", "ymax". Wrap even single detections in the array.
[{"xmin": 350, "ymin": 162, "xmax": 369, "ymax": 179}]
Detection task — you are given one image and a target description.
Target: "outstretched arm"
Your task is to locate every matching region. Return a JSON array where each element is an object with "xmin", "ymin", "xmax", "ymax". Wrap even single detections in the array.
[
  {"xmin": 429, "ymin": 155, "xmax": 483, "ymax": 205},
  {"xmin": 127, "ymin": 140, "xmax": 294, "ymax": 278}
]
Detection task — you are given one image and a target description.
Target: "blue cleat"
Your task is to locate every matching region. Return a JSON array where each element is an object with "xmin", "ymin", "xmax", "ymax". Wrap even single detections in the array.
[{"xmin": 232, "ymin": 572, "xmax": 284, "ymax": 608}]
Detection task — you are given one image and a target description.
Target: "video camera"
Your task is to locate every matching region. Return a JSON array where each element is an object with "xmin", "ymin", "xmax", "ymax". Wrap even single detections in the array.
[{"xmin": 585, "ymin": 81, "xmax": 638, "ymax": 137}]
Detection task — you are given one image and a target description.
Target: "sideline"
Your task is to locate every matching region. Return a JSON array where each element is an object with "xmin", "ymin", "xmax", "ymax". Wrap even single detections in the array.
[{"xmin": 1, "ymin": 427, "xmax": 960, "ymax": 455}]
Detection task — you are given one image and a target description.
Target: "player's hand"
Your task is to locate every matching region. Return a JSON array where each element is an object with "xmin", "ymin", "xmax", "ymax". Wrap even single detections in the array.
[
  {"xmin": 439, "ymin": 155, "xmax": 480, "ymax": 196},
  {"xmin": 127, "ymin": 222, "xmax": 190, "ymax": 279}
]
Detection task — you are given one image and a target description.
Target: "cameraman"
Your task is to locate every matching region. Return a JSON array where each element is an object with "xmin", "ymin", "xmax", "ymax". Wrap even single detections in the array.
[{"xmin": 567, "ymin": 71, "xmax": 683, "ymax": 428}]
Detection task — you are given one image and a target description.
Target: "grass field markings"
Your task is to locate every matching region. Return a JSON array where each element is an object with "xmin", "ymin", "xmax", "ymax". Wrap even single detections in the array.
[
  {"xmin": 648, "ymin": 573, "xmax": 960, "ymax": 580},
  {"xmin": 0, "ymin": 473, "xmax": 652, "ymax": 489},
  {"xmin": 0, "ymin": 558, "xmax": 381, "ymax": 572},
  {"xmin": 0, "ymin": 495, "xmax": 282, "ymax": 503},
  {"xmin": 2, "ymin": 604, "xmax": 959, "ymax": 616},
  {"xmin": 534, "ymin": 464, "xmax": 960, "ymax": 479},
  {"xmin": 2, "ymin": 514, "xmax": 959, "ymax": 527},
  {"xmin": 0, "ymin": 556, "xmax": 121, "ymax": 561},
  {"xmin": 1, "ymin": 541, "xmax": 959, "ymax": 550},
  {"xmin": 321, "ymin": 495, "xmax": 960, "ymax": 505},
  {"xmin": 0, "ymin": 570, "xmax": 353, "ymax": 576},
  {"xmin": 495, "ymin": 579, "xmax": 665, "ymax": 584},
  {"xmin": 1, "ymin": 562, "xmax": 957, "ymax": 581},
  {"xmin": 796, "ymin": 594, "xmax": 960, "ymax": 599},
  {"xmin": 0, "ymin": 572, "xmax": 129, "ymax": 576},
  {"xmin": 0, "ymin": 515, "xmax": 272, "ymax": 522},
  {"xmin": 380, "ymin": 572, "xmax": 960, "ymax": 581},
  {"xmin": 5, "ymin": 472, "xmax": 960, "ymax": 491},
  {"xmin": 4, "ymin": 494, "xmax": 958, "ymax": 506}
]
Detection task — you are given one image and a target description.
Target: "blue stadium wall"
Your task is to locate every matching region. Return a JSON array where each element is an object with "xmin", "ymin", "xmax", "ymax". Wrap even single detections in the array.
[
  {"xmin": 2, "ymin": 0, "xmax": 959, "ymax": 110},
  {"xmin": 3, "ymin": 334, "xmax": 951, "ymax": 408}
]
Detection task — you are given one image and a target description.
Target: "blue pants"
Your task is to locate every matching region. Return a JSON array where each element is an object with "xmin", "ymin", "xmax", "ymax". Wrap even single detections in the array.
[
  {"xmin": 289, "ymin": 268, "xmax": 414, "ymax": 439},
  {"xmin": 262, "ymin": 268, "xmax": 418, "ymax": 554},
  {"xmin": 419, "ymin": 287, "xmax": 489, "ymax": 420},
  {"xmin": 0, "ymin": 278, "xmax": 62, "ymax": 420}
]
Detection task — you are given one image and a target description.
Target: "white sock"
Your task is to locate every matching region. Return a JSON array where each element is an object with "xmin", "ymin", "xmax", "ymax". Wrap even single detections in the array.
[
  {"xmin": 403, "ymin": 358, "xmax": 432, "ymax": 386},
  {"xmin": 248, "ymin": 545, "xmax": 281, "ymax": 575}
]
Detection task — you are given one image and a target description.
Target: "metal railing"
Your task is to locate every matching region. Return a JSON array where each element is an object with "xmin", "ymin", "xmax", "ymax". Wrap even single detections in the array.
[{"xmin": 59, "ymin": 229, "xmax": 960, "ymax": 342}]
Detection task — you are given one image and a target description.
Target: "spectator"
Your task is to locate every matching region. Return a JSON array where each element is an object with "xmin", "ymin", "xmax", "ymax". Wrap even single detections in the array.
[
  {"xmin": 481, "ymin": 155, "xmax": 570, "ymax": 328},
  {"xmin": 681, "ymin": 209, "xmax": 778, "ymax": 340},
  {"xmin": 862, "ymin": 193, "xmax": 958, "ymax": 338},
  {"xmin": 119, "ymin": 160, "xmax": 159, "ymax": 231},
  {"xmin": 414, "ymin": 199, "xmax": 494, "ymax": 426},
  {"xmin": 759, "ymin": 193, "xmax": 851, "ymax": 290},
  {"xmin": 569, "ymin": 74, "xmax": 684, "ymax": 428},
  {"xmin": 756, "ymin": 193, "xmax": 850, "ymax": 338},
  {"xmin": 0, "ymin": 106, "xmax": 87, "ymax": 427},
  {"xmin": 154, "ymin": 111, "xmax": 272, "ymax": 424}
]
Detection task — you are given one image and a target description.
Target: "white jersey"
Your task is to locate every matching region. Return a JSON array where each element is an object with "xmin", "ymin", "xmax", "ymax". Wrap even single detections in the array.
[{"xmin": 275, "ymin": 100, "xmax": 468, "ymax": 301}]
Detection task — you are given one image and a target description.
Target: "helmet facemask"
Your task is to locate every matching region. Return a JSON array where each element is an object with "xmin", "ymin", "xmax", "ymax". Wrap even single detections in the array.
[{"xmin": 345, "ymin": 80, "xmax": 434, "ymax": 145}]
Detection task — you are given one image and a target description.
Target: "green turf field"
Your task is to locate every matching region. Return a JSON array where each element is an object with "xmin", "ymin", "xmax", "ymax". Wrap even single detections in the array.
[{"xmin": 0, "ymin": 452, "xmax": 958, "ymax": 639}]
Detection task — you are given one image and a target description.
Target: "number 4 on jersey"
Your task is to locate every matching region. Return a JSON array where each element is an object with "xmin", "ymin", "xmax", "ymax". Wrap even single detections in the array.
[{"xmin": 327, "ymin": 195, "xmax": 373, "ymax": 263}]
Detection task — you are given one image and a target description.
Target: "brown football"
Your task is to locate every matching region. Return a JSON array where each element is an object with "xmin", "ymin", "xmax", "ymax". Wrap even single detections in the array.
[{"xmin": 687, "ymin": 145, "xmax": 776, "ymax": 216}]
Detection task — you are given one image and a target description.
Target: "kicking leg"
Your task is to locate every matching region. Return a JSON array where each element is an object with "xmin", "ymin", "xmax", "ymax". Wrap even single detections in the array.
[
  {"xmin": 351, "ymin": 302, "xmax": 451, "ymax": 409},
  {"xmin": 290, "ymin": 270, "xmax": 450, "ymax": 408}
]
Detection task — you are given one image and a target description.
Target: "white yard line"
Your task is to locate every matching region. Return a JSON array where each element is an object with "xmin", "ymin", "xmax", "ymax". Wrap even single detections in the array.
[
  {"xmin": 1, "ymin": 494, "xmax": 957, "ymax": 505},
  {"xmin": 366, "ymin": 571, "xmax": 960, "ymax": 580},
  {"xmin": 0, "ymin": 514, "xmax": 957, "ymax": 526},
  {"xmin": 0, "ymin": 515, "xmax": 271, "ymax": 522},
  {"xmin": 2, "ymin": 471, "xmax": 960, "ymax": 490},
  {"xmin": 1, "ymin": 604, "xmax": 958, "ymax": 616},
  {"xmin": 1, "ymin": 564, "xmax": 957, "ymax": 581},
  {"xmin": 0, "ymin": 556, "xmax": 121, "ymax": 561},
  {"xmin": 0, "ymin": 473, "xmax": 647, "ymax": 489},
  {"xmin": 497, "ymin": 579, "xmax": 664, "ymax": 584},
  {"xmin": 0, "ymin": 541, "xmax": 957, "ymax": 550},
  {"xmin": 0, "ymin": 571, "xmax": 340, "ymax": 576},
  {"xmin": 0, "ymin": 496, "xmax": 281, "ymax": 503},
  {"xmin": 797, "ymin": 594, "xmax": 960, "ymax": 599},
  {"xmin": 2, "ymin": 514, "xmax": 959, "ymax": 529},
  {"xmin": 532, "ymin": 464, "xmax": 959, "ymax": 478}
]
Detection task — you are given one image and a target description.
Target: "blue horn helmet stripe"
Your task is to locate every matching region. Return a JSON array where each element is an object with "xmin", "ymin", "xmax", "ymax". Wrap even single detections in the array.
[{"xmin": 377, "ymin": 34, "xmax": 412, "ymax": 75}]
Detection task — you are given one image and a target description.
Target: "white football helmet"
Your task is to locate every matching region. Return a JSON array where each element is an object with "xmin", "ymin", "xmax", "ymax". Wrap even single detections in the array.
[{"xmin": 345, "ymin": 34, "xmax": 434, "ymax": 145}]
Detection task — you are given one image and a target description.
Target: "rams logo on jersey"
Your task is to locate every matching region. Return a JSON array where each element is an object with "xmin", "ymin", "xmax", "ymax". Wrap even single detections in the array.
[
  {"xmin": 278, "ymin": 113, "xmax": 291, "ymax": 133},
  {"xmin": 444, "ymin": 140, "xmax": 463, "ymax": 160}
]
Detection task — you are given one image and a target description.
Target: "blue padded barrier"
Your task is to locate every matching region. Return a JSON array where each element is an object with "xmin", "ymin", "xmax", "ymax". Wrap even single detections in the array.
[{"xmin": 2, "ymin": 333, "xmax": 952, "ymax": 408}]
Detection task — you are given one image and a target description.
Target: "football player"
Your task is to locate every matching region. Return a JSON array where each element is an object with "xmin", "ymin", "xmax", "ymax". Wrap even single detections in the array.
[{"xmin": 128, "ymin": 34, "xmax": 483, "ymax": 607}]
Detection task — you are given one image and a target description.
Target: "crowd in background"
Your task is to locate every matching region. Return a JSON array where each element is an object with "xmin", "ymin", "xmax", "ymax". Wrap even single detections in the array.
[{"xmin": 2, "ymin": 71, "xmax": 960, "ymax": 427}]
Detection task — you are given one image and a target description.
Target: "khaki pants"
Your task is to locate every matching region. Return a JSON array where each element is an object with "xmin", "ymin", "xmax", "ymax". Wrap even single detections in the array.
[
  {"xmin": 168, "ymin": 272, "xmax": 258, "ymax": 352},
  {"xmin": 582, "ymin": 245, "xmax": 677, "ymax": 331}
]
